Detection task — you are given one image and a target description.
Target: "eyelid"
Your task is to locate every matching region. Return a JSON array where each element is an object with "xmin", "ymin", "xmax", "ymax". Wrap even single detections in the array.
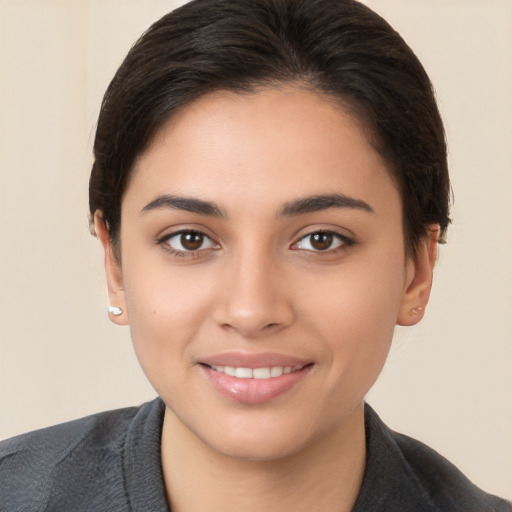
[
  {"xmin": 155, "ymin": 224, "xmax": 218, "ymax": 245},
  {"xmin": 157, "ymin": 228, "xmax": 220, "ymax": 256},
  {"xmin": 291, "ymin": 229, "xmax": 354, "ymax": 253}
]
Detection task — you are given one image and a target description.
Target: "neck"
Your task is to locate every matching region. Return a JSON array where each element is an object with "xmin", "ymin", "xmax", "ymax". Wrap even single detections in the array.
[{"xmin": 160, "ymin": 402, "xmax": 366, "ymax": 512}]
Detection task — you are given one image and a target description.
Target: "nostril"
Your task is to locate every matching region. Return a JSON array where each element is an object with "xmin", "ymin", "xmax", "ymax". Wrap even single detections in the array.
[{"xmin": 212, "ymin": 289, "xmax": 295, "ymax": 336}]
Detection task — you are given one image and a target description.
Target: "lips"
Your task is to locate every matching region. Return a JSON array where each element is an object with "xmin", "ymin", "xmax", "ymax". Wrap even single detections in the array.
[{"xmin": 199, "ymin": 352, "xmax": 313, "ymax": 404}]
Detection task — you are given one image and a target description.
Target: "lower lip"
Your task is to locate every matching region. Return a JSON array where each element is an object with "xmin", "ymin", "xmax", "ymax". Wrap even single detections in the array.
[{"xmin": 200, "ymin": 365, "xmax": 312, "ymax": 404}]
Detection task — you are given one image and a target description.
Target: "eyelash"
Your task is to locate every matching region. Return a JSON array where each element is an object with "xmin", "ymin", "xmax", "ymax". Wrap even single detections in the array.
[
  {"xmin": 157, "ymin": 230, "xmax": 219, "ymax": 258},
  {"xmin": 292, "ymin": 230, "xmax": 354, "ymax": 255},
  {"xmin": 157, "ymin": 229, "xmax": 354, "ymax": 258}
]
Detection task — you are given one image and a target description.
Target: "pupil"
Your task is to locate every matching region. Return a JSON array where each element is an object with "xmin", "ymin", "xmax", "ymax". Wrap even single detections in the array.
[
  {"xmin": 181, "ymin": 232, "xmax": 203, "ymax": 250},
  {"xmin": 311, "ymin": 233, "xmax": 332, "ymax": 250}
]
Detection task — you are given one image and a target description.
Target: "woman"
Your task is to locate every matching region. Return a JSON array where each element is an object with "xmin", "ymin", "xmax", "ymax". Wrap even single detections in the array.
[{"xmin": 0, "ymin": 0, "xmax": 510, "ymax": 510}]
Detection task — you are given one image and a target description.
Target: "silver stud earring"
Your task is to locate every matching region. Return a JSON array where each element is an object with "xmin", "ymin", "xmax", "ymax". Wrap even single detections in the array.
[
  {"xmin": 108, "ymin": 306, "xmax": 124, "ymax": 316},
  {"xmin": 409, "ymin": 306, "xmax": 424, "ymax": 316}
]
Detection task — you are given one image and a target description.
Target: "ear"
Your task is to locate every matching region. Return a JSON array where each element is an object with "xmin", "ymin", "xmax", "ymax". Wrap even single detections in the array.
[
  {"xmin": 94, "ymin": 212, "xmax": 129, "ymax": 326},
  {"xmin": 397, "ymin": 225, "xmax": 440, "ymax": 326}
]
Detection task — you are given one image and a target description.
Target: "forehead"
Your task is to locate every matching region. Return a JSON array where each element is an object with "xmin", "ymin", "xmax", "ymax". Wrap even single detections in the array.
[{"xmin": 126, "ymin": 87, "xmax": 400, "ymax": 218}]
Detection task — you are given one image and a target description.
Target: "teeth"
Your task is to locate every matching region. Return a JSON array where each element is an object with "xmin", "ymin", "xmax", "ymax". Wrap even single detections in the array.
[
  {"xmin": 224, "ymin": 366, "xmax": 236, "ymax": 376},
  {"xmin": 235, "ymin": 367, "xmax": 253, "ymax": 379},
  {"xmin": 210, "ymin": 365, "xmax": 298, "ymax": 379},
  {"xmin": 253, "ymin": 367, "xmax": 271, "ymax": 379},
  {"xmin": 270, "ymin": 367, "xmax": 283, "ymax": 377}
]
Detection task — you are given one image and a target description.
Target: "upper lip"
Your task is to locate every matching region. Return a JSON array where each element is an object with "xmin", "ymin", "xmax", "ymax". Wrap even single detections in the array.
[{"xmin": 198, "ymin": 351, "xmax": 312, "ymax": 369}]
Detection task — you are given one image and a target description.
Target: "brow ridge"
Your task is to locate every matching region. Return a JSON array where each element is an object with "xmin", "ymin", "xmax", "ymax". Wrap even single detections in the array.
[
  {"xmin": 141, "ymin": 195, "xmax": 225, "ymax": 217},
  {"xmin": 279, "ymin": 193, "xmax": 374, "ymax": 216}
]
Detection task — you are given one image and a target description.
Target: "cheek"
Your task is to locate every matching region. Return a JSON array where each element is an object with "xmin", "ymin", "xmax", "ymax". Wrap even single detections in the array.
[
  {"xmin": 302, "ymin": 245, "xmax": 407, "ymax": 375},
  {"xmin": 122, "ymin": 260, "xmax": 216, "ymax": 373},
  {"xmin": 304, "ymin": 248, "xmax": 406, "ymax": 329}
]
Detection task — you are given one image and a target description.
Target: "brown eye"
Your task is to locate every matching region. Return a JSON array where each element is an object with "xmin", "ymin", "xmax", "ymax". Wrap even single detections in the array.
[
  {"xmin": 164, "ymin": 230, "xmax": 217, "ymax": 253},
  {"xmin": 310, "ymin": 232, "xmax": 333, "ymax": 251},
  {"xmin": 294, "ymin": 231, "xmax": 348, "ymax": 252},
  {"xmin": 181, "ymin": 232, "xmax": 204, "ymax": 250}
]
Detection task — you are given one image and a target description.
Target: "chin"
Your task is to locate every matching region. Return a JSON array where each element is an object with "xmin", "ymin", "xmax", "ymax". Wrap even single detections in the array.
[
  {"xmin": 204, "ymin": 430, "xmax": 310, "ymax": 462},
  {"xmin": 191, "ymin": 408, "xmax": 339, "ymax": 462}
]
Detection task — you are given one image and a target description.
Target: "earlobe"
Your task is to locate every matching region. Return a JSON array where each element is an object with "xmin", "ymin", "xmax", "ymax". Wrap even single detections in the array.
[
  {"xmin": 397, "ymin": 225, "xmax": 440, "ymax": 327},
  {"xmin": 93, "ymin": 212, "xmax": 129, "ymax": 326}
]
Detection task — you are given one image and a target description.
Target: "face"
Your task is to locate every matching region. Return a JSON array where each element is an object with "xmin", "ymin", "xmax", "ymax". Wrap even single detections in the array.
[{"xmin": 98, "ymin": 87, "xmax": 434, "ymax": 461}]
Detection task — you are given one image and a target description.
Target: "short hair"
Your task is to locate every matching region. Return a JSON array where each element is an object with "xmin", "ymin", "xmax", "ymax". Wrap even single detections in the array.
[{"xmin": 89, "ymin": 0, "xmax": 450, "ymax": 256}]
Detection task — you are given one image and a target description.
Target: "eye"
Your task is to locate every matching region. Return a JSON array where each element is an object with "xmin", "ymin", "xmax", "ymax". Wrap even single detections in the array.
[
  {"xmin": 294, "ymin": 231, "xmax": 350, "ymax": 252},
  {"xmin": 162, "ymin": 230, "xmax": 218, "ymax": 254}
]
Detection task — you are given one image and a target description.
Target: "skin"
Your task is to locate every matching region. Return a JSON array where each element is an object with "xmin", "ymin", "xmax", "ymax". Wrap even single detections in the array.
[{"xmin": 95, "ymin": 87, "xmax": 438, "ymax": 512}]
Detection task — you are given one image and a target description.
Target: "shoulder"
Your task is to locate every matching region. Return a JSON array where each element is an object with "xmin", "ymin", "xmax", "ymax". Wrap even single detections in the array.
[
  {"xmin": 356, "ymin": 404, "xmax": 512, "ymax": 512},
  {"xmin": 0, "ymin": 400, "xmax": 161, "ymax": 512},
  {"xmin": 392, "ymin": 429, "xmax": 511, "ymax": 511}
]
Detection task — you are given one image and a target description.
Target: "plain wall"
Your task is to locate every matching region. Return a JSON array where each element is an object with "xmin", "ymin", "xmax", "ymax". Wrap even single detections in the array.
[{"xmin": 0, "ymin": 0, "xmax": 511, "ymax": 500}]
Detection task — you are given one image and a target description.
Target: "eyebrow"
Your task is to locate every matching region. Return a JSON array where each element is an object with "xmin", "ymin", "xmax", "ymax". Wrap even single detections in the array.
[
  {"xmin": 141, "ymin": 195, "xmax": 225, "ymax": 217},
  {"xmin": 140, "ymin": 192, "xmax": 373, "ymax": 218},
  {"xmin": 279, "ymin": 193, "xmax": 374, "ymax": 216}
]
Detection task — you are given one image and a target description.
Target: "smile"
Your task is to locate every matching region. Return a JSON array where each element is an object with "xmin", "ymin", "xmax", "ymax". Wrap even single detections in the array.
[
  {"xmin": 200, "ymin": 357, "xmax": 313, "ymax": 404},
  {"xmin": 209, "ymin": 365, "xmax": 304, "ymax": 379}
]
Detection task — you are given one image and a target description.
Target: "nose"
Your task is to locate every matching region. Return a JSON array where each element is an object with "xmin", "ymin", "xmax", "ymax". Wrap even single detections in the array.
[{"xmin": 212, "ymin": 248, "xmax": 295, "ymax": 338}]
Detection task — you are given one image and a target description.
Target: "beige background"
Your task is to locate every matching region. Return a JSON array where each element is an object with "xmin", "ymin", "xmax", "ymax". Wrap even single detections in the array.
[{"xmin": 1, "ymin": 0, "xmax": 511, "ymax": 500}]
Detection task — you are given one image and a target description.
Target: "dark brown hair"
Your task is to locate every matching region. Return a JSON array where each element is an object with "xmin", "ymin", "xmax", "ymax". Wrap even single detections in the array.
[{"xmin": 89, "ymin": 0, "xmax": 450, "ymax": 256}]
